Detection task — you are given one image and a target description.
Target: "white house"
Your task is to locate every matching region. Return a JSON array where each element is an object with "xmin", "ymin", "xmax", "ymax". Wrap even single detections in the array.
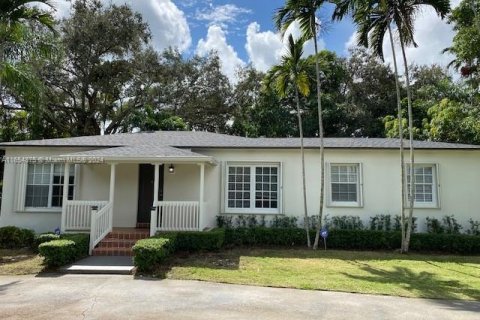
[{"xmin": 1, "ymin": 131, "xmax": 479, "ymax": 255}]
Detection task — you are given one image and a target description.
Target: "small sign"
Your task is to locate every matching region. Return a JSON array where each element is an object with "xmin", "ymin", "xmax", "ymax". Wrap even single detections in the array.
[
  {"xmin": 54, "ymin": 227, "xmax": 61, "ymax": 235},
  {"xmin": 320, "ymin": 228, "xmax": 328, "ymax": 239}
]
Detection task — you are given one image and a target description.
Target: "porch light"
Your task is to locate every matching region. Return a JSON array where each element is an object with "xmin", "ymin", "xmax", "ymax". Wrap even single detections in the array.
[{"xmin": 168, "ymin": 164, "xmax": 175, "ymax": 174}]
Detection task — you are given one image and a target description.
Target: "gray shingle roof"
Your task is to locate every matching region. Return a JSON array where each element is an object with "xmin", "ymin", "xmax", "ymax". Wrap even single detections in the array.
[
  {"xmin": 1, "ymin": 131, "xmax": 479, "ymax": 150},
  {"xmin": 60, "ymin": 145, "xmax": 211, "ymax": 160}
]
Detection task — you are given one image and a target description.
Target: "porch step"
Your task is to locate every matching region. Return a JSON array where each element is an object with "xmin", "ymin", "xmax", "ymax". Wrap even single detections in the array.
[
  {"xmin": 92, "ymin": 228, "xmax": 150, "ymax": 257},
  {"xmin": 136, "ymin": 222, "xmax": 150, "ymax": 229}
]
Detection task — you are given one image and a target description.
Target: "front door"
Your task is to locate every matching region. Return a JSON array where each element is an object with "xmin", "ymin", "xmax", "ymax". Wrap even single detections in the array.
[{"xmin": 137, "ymin": 164, "xmax": 164, "ymax": 224}]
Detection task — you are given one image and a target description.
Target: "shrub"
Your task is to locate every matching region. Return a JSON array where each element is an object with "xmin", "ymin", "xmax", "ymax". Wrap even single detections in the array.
[
  {"xmin": 329, "ymin": 215, "xmax": 364, "ymax": 230},
  {"xmin": 37, "ymin": 233, "xmax": 89, "ymax": 267},
  {"xmin": 0, "ymin": 226, "xmax": 35, "ymax": 249},
  {"xmin": 216, "ymin": 215, "xmax": 233, "ymax": 229},
  {"xmin": 156, "ymin": 229, "xmax": 225, "ymax": 252},
  {"xmin": 33, "ymin": 233, "xmax": 60, "ymax": 252},
  {"xmin": 224, "ymin": 227, "xmax": 308, "ymax": 247},
  {"xmin": 410, "ymin": 233, "xmax": 480, "ymax": 254},
  {"xmin": 271, "ymin": 216, "xmax": 298, "ymax": 228},
  {"xmin": 38, "ymin": 240, "xmax": 77, "ymax": 267},
  {"xmin": 467, "ymin": 219, "xmax": 480, "ymax": 236},
  {"xmin": 393, "ymin": 215, "xmax": 417, "ymax": 233},
  {"xmin": 327, "ymin": 229, "xmax": 401, "ymax": 250},
  {"xmin": 132, "ymin": 238, "xmax": 174, "ymax": 272},
  {"xmin": 370, "ymin": 214, "xmax": 392, "ymax": 231},
  {"xmin": 426, "ymin": 216, "xmax": 462, "ymax": 234}
]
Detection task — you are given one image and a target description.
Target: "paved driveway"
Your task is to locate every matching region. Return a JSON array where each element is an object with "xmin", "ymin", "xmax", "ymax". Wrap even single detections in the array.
[{"xmin": 0, "ymin": 274, "xmax": 479, "ymax": 320}]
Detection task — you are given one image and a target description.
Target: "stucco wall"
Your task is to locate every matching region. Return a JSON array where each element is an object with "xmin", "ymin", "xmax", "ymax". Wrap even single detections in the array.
[{"xmin": 1, "ymin": 146, "xmax": 480, "ymax": 233}]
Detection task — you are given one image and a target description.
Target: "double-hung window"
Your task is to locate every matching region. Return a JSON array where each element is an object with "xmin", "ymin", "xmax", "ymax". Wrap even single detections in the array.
[
  {"xmin": 226, "ymin": 163, "xmax": 280, "ymax": 213},
  {"xmin": 25, "ymin": 163, "xmax": 75, "ymax": 208},
  {"xmin": 328, "ymin": 163, "xmax": 362, "ymax": 207},
  {"xmin": 406, "ymin": 164, "xmax": 438, "ymax": 208}
]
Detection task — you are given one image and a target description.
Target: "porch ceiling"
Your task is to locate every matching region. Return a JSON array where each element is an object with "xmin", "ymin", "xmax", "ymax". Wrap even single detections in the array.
[{"xmin": 59, "ymin": 145, "xmax": 216, "ymax": 164}]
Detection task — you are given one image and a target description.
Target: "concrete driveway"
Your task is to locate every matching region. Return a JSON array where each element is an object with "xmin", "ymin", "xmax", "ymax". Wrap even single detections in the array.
[{"xmin": 0, "ymin": 274, "xmax": 479, "ymax": 320}]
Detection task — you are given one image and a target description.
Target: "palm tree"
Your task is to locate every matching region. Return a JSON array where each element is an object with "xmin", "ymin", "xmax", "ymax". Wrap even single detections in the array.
[
  {"xmin": 0, "ymin": 0, "xmax": 55, "ymax": 110},
  {"xmin": 275, "ymin": 0, "xmax": 327, "ymax": 250},
  {"xmin": 333, "ymin": 0, "xmax": 450, "ymax": 252},
  {"xmin": 265, "ymin": 35, "xmax": 312, "ymax": 247}
]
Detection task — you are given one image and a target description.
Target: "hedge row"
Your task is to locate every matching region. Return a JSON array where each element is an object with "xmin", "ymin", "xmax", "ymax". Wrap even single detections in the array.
[
  {"xmin": 223, "ymin": 227, "xmax": 480, "ymax": 254},
  {"xmin": 38, "ymin": 233, "xmax": 89, "ymax": 267},
  {"xmin": 132, "ymin": 238, "xmax": 175, "ymax": 272},
  {"xmin": 0, "ymin": 226, "xmax": 35, "ymax": 249}
]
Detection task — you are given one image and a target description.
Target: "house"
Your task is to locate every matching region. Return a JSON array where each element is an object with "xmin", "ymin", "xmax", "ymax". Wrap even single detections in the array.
[{"xmin": 1, "ymin": 131, "xmax": 479, "ymax": 255}]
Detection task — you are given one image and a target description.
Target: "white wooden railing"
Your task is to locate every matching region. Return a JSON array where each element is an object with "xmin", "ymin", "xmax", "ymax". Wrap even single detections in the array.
[
  {"xmin": 151, "ymin": 201, "xmax": 200, "ymax": 235},
  {"xmin": 89, "ymin": 202, "xmax": 113, "ymax": 254},
  {"xmin": 63, "ymin": 200, "xmax": 109, "ymax": 231}
]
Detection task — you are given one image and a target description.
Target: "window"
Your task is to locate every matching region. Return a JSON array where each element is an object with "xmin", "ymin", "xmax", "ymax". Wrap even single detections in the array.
[
  {"xmin": 226, "ymin": 163, "xmax": 280, "ymax": 213},
  {"xmin": 406, "ymin": 164, "xmax": 438, "ymax": 207},
  {"xmin": 25, "ymin": 163, "xmax": 75, "ymax": 208},
  {"xmin": 328, "ymin": 163, "xmax": 362, "ymax": 207}
]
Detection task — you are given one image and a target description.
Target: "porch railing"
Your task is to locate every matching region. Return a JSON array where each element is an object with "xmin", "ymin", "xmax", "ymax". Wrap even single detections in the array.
[
  {"xmin": 63, "ymin": 200, "xmax": 109, "ymax": 231},
  {"xmin": 89, "ymin": 202, "xmax": 113, "ymax": 254},
  {"xmin": 151, "ymin": 201, "xmax": 200, "ymax": 235}
]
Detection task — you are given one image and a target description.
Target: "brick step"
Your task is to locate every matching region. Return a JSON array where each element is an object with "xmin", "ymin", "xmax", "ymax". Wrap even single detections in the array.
[
  {"xmin": 97, "ymin": 238, "xmax": 137, "ymax": 249},
  {"xmin": 92, "ymin": 247, "xmax": 133, "ymax": 257},
  {"xmin": 107, "ymin": 230, "xmax": 150, "ymax": 240},
  {"xmin": 136, "ymin": 223, "xmax": 150, "ymax": 229}
]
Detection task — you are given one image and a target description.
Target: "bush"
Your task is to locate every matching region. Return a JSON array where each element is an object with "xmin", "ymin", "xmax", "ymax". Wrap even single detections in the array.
[
  {"xmin": 410, "ymin": 233, "xmax": 480, "ymax": 254},
  {"xmin": 328, "ymin": 215, "xmax": 364, "ymax": 230},
  {"xmin": 393, "ymin": 215, "xmax": 417, "ymax": 233},
  {"xmin": 61, "ymin": 233, "xmax": 89, "ymax": 259},
  {"xmin": 0, "ymin": 226, "xmax": 35, "ymax": 249},
  {"xmin": 467, "ymin": 219, "xmax": 480, "ymax": 236},
  {"xmin": 370, "ymin": 215, "xmax": 392, "ymax": 231},
  {"xmin": 426, "ymin": 216, "xmax": 462, "ymax": 234},
  {"xmin": 327, "ymin": 229, "xmax": 401, "ymax": 250},
  {"xmin": 271, "ymin": 216, "xmax": 298, "ymax": 228},
  {"xmin": 38, "ymin": 240, "xmax": 77, "ymax": 267},
  {"xmin": 33, "ymin": 233, "xmax": 60, "ymax": 252},
  {"xmin": 132, "ymin": 238, "xmax": 174, "ymax": 272},
  {"xmin": 156, "ymin": 229, "xmax": 225, "ymax": 252},
  {"xmin": 224, "ymin": 227, "xmax": 308, "ymax": 247}
]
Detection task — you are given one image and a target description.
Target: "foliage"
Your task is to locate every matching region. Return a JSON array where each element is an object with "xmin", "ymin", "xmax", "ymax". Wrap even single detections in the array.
[
  {"xmin": 393, "ymin": 215, "xmax": 417, "ymax": 233},
  {"xmin": 369, "ymin": 214, "xmax": 392, "ymax": 231},
  {"xmin": 467, "ymin": 219, "xmax": 480, "ymax": 235},
  {"xmin": 132, "ymin": 238, "xmax": 174, "ymax": 272},
  {"xmin": 216, "ymin": 215, "xmax": 233, "ymax": 229},
  {"xmin": 38, "ymin": 239, "xmax": 76, "ymax": 267},
  {"xmin": 60, "ymin": 233, "xmax": 89, "ymax": 258},
  {"xmin": 224, "ymin": 227, "xmax": 308, "ymax": 247},
  {"xmin": 156, "ymin": 230, "xmax": 225, "ymax": 252},
  {"xmin": 271, "ymin": 216, "xmax": 298, "ymax": 228},
  {"xmin": 0, "ymin": 226, "xmax": 34, "ymax": 249},
  {"xmin": 426, "ymin": 215, "xmax": 463, "ymax": 234},
  {"xmin": 33, "ymin": 233, "xmax": 60, "ymax": 251},
  {"xmin": 328, "ymin": 215, "xmax": 364, "ymax": 230}
]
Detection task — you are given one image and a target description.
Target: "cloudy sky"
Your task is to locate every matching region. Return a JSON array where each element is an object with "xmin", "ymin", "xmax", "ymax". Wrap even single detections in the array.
[{"xmin": 50, "ymin": 0, "xmax": 460, "ymax": 81}]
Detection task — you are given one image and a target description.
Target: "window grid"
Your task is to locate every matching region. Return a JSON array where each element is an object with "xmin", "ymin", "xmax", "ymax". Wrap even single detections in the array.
[
  {"xmin": 226, "ymin": 164, "xmax": 279, "ymax": 211},
  {"xmin": 407, "ymin": 165, "xmax": 435, "ymax": 203},
  {"xmin": 330, "ymin": 164, "xmax": 358, "ymax": 203},
  {"xmin": 25, "ymin": 164, "xmax": 75, "ymax": 208}
]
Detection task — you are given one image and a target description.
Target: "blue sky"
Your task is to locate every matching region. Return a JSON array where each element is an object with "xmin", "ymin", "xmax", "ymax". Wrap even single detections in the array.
[{"xmin": 52, "ymin": 0, "xmax": 458, "ymax": 81}]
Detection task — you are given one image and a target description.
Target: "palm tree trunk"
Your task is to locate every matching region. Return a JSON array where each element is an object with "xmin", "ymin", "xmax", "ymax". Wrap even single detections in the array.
[
  {"xmin": 399, "ymin": 33, "xmax": 415, "ymax": 253},
  {"xmin": 295, "ymin": 85, "xmax": 311, "ymax": 248},
  {"xmin": 311, "ymin": 19, "xmax": 325, "ymax": 250},
  {"xmin": 388, "ymin": 25, "xmax": 406, "ymax": 252}
]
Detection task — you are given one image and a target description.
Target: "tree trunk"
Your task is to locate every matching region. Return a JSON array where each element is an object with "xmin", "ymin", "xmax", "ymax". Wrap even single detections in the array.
[
  {"xmin": 311, "ymin": 17, "xmax": 325, "ymax": 250},
  {"xmin": 388, "ymin": 25, "xmax": 406, "ymax": 252},
  {"xmin": 295, "ymin": 85, "xmax": 311, "ymax": 248},
  {"xmin": 399, "ymin": 34, "xmax": 415, "ymax": 253}
]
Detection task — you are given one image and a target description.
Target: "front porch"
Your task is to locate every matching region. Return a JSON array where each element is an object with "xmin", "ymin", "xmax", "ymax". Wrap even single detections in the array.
[{"xmin": 58, "ymin": 146, "xmax": 215, "ymax": 254}]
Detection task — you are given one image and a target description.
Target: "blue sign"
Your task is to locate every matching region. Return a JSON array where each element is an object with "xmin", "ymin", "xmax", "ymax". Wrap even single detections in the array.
[
  {"xmin": 320, "ymin": 228, "xmax": 328, "ymax": 239},
  {"xmin": 54, "ymin": 227, "xmax": 61, "ymax": 235}
]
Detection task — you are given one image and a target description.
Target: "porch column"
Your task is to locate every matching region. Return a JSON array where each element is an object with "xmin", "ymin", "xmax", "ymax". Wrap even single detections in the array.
[
  {"xmin": 60, "ymin": 162, "xmax": 70, "ymax": 232},
  {"xmin": 109, "ymin": 163, "xmax": 117, "ymax": 228},
  {"xmin": 199, "ymin": 163, "xmax": 205, "ymax": 231},
  {"xmin": 153, "ymin": 163, "xmax": 161, "ymax": 206}
]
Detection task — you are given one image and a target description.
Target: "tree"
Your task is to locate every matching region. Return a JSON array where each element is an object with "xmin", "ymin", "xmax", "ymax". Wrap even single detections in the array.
[
  {"xmin": 275, "ymin": 0, "xmax": 327, "ymax": 250},
  {"xmin": 265, "ymin": 35, "xmax": 312, "ymax": 247},
  {"xmin": 444, "ymin": 0, "xmax": 480, "ymax": 87},
  {"xmin": 333, "ymin": 0, "xmax": 450, "ymax": 252}
]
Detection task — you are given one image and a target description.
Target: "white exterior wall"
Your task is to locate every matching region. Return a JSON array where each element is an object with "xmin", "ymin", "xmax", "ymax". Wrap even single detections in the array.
[
  {"xmin": 198, "ymin": 148, "xmax": 480, "ymax": 231},
  {"xmin": 2, "ymin": 146, "xmax": 480, "ymax": 233}
]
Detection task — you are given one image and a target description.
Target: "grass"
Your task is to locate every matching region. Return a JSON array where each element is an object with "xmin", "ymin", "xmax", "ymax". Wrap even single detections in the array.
[
  {"xmin": 154, "ymin": 248, "xmax": 480, "ymax": 301},
  {"xmin": 0, "ymin": 248, "xmax": 45, "ymax": 275}
]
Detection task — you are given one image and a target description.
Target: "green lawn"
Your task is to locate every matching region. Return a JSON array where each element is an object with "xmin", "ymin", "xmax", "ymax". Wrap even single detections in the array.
[
  {"xmin": 0, "ymin": 249, "xmax": 45, "ymax": 275},
  {"xmin": 156, "ymin": 248, "xmax": 480, "ymax": 300}
]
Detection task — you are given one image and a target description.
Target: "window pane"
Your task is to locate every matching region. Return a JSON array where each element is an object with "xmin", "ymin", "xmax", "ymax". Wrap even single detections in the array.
[
  {"xmin": 330, "ymin": 164, "xmax": 359, "ymax": 203},
  {"xmin": 253, "ymin": 166, "xmax": 279, "ymax": 209},
  {"xmin": 227, "ymin": 166, "xmax": 251, "ymax": 208},
  {"xmin": 406, "ymin": 164, "xmax": 435, "ymax": 204}
]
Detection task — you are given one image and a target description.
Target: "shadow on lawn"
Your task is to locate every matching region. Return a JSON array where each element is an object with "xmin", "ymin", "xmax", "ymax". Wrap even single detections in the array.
[{"xmin": 342, "ymin": 261, "xmax": 480, "ymax": 310}]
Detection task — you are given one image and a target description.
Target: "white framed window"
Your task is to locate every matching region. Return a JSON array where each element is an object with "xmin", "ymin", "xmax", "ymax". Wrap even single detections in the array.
[
  {"xmin": 25, "ymin": 163, "xmax": 75, "ymax": 208},
  {"xmin": 327, "ymin": 163, "xmax": 363, "ymax": 207},
  {"xmin": 225, "ymin": 162, "xmax": 281, "ymax": 214},
  {"xmin": 406, "ymin": 164, "xmax": 439, "ymax": 208}
]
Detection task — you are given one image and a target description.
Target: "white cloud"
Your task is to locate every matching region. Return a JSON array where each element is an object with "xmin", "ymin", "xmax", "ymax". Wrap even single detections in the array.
[
  {"xmin": 195, "ymin": 4, "xmax": 251, "ymax": 30},
  {"xmin": 48, "ymin": 0, "xmax": 191, "ymax": 53},
  {"xmin": 245, "ymin": 21, "xmax": 325, "ymax": 72},
  {"xmin": 196, "ymin": 25, "xmax": 245, "ymax": 82},
  {"xmin": 345, "ymin": 0, "xmax": 461, "ymax": 73}
]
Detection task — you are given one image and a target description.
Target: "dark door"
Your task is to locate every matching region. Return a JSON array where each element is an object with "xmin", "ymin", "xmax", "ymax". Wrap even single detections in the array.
[{"xmin": 137, "ymin": 164, "xmax": 164, "ymax": 224}]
